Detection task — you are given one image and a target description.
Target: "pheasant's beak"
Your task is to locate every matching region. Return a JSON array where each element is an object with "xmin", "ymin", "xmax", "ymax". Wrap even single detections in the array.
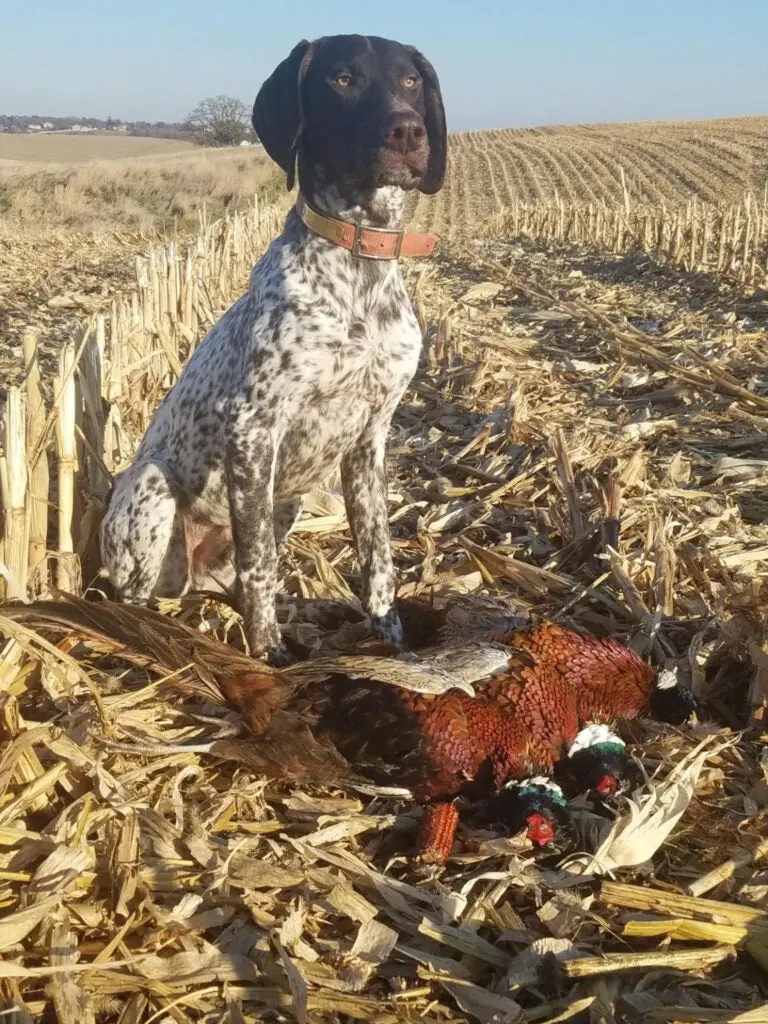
[{"xmin": 525, "ymin": 812, "xmax": 555, "ymax": 846}]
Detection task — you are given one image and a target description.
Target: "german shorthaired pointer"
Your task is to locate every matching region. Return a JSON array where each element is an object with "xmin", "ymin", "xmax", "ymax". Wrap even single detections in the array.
[{"xmin": 100, "ymin": 34, "xmax": 446, "ymax": 664}]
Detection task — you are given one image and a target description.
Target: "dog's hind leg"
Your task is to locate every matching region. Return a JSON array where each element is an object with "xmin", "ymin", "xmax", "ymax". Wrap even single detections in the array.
[{"xmin": 100, "ymin": 462, "xmax": 189, "ymax": 602}]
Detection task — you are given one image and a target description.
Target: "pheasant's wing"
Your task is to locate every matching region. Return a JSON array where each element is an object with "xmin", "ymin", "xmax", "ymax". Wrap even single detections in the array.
[
  {"xmin": 282, "ymin": 653, "xmax": 475, "ymax": 697},
  {"xmin": 395, "ymin": 594, "xmax": 530, "ymax": 649},
  {"xmin": 414, "ymin": 640, "xmax": 515, "ymax": 687},
  {"xmin": 436, "ymin": 596, "xmax": 530, "ymax": 645}
]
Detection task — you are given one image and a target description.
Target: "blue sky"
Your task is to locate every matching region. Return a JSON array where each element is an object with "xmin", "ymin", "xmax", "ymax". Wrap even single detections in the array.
[{"xmin": 2, "ymin": 1, "xmax": 766, "ymax": 130}]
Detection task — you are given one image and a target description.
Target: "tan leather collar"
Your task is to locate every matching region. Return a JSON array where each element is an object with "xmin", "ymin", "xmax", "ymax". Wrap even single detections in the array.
[{"xmin": 295, "ymin": 194, "xmax": 437, "ymax": 259}]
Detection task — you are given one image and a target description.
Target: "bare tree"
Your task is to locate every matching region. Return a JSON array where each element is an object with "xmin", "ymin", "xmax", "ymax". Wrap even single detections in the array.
[{"xmin": 186, "ymin": 95, "xmax": 253, "ymax": 147}]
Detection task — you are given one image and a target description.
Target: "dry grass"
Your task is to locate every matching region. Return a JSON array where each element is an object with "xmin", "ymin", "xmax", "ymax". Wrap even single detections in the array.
[
  {"xmin": 0, "ymin": 147, "xmax": 281, "ymax": 357},
  {"xmin": 0, "ymin": 145, "xmax": 277, "ymax": 236},
  {"xmin": 0, "ymin": 191, "xmax": 767, "ymax": 1019},
  {"xmin": 0, "ymin": 133, "xmax": 193, "ymax": 163}
]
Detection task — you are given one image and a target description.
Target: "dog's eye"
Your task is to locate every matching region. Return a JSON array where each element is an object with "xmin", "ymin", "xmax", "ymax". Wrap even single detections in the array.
[
  {"xmin": 402, "ymin": 75, "xmax": 420, "ymax": 89},
  {"xmin": 332, "ymin": 73, "xmax": 353, "ymax": 88}
]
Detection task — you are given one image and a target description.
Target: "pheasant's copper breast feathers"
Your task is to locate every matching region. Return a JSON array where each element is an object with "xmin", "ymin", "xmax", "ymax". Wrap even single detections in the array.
[
  {"xmin": 521, "ymin": 623, "xmax": 655, "ymax": 718},
  {"xmin": 486, "ymin": 622, "xmax": 657, "ymax": 719}
]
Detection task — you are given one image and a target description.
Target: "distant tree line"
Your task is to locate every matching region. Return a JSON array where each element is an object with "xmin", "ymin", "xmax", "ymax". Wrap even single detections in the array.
[{"xmin": 0, "ymin": 97, "xmax": 259, "ymax": 148}]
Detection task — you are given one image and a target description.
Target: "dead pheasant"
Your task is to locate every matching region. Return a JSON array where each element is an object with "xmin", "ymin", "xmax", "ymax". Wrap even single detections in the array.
[
  {"xmin": 0, "ymin": 592, "xmax": 695, "ymax": 865},
  {"xmin": 353, "ymin": 608, "xmax": 696, "ymax": 800},
  {"xmin": 0, "ymin": 593, "xmax": 572, "ymax": 864},
  {"xmin": 476, "ymin": 619, "xmax": 697, "ymax": 799}
]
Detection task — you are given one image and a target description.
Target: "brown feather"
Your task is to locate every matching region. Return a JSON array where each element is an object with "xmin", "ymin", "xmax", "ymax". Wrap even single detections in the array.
[{"xmin": 0, "ymin": 592, "xmax": 282, "ymax": 730}]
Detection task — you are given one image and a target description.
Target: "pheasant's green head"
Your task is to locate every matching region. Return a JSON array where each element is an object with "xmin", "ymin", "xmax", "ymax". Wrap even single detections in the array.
[
  {"xmin": 567, "ymin": 724, "xmax": 628, "ymax": 798},
  {"xmin": 496, "ymin": 776, "xmax": 570, "ymax": 847}
]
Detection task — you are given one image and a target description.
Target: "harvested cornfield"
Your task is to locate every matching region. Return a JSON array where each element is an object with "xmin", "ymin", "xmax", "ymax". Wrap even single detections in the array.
[
  {"xmin": 471, "ymin": 118, "xmax": 768, "ymax": 203},
  {"xmin": 411, "ymin": 116, "xmax": 768, "ymax": 233},
  {"xmin": 0, "ymin": 114, "xmax": 767, "ymax": 1022},
  {"xmin": 409, "ymin": 118, "xmax": 768, "ymax": 286},
  {"xmin": 481, "ymin": 190, "xmax": 768, "ymax": 287}
]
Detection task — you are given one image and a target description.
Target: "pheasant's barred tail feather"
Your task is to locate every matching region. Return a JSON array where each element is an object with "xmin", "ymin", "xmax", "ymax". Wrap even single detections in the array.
[
  {"xmin": 0, "ymin": 593, "xmax": 354, "ymax": 778},
  {"xmin": 0, "ymin": 591, "xmax": 283, "ymax": 727}
]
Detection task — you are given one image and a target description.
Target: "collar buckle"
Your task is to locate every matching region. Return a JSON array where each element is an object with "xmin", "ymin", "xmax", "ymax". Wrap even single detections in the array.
[{"xmin": 351, "ymin": 222, "xmax": 405, "ymax": 260}]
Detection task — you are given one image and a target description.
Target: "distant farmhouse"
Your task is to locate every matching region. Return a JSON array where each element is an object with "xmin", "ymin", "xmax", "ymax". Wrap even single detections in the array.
[{"xmin": 0, "ymin": 114, "xmax": 192, "ymax": 140}]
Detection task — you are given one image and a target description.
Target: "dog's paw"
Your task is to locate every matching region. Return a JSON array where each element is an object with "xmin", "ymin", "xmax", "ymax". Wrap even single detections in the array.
[{"xmin": 369, "ymin": 607, "xmax": 406, "ymax": 649}]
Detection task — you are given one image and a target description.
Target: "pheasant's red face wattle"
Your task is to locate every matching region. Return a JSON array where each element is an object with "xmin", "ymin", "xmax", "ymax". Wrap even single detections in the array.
[
  {"xmin": 596, "ymin": 773, "xmax": 618, "ymax": 797},
  {"xmin": 526, "ymin": 812, "xmax": 555, "ymax": 846}
]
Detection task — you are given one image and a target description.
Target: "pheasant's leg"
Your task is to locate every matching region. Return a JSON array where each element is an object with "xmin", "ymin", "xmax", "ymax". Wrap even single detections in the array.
[{"xmin": 414, "ymin": 802, "xmax": 460, "ymax": 866}]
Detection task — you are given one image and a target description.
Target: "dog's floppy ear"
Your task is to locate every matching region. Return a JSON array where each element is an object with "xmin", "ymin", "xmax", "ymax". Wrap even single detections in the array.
[
  {"xmin": 252, "ymin": 39, "xmax": 315, "ymax": 190},
  {"xmin": 407, "ymin": 48, "xmax": 447, "ymax": 195}
]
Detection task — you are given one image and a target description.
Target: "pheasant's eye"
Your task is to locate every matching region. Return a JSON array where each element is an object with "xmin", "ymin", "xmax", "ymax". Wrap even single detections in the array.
[
  {"xmin": 333, "ymin": 73, "xmax": 353, "ymax": 88},
  {"xmin": 402, "ymin": 74, "xmax": 419, "ymax": 89}
]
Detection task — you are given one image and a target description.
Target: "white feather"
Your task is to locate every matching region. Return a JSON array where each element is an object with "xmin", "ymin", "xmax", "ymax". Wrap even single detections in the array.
[
  {"xmin": 567, "ymin": 723, "xmax": 625, "ymax": 757},
  {"xmin": 655, "ymin": 667, "xmax": 678, "ymax": 691}
]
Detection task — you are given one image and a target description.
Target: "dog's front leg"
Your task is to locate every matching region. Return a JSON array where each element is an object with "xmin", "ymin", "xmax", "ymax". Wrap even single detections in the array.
[
  {"xmin": 341, "ymin": 427, "xmax": 404, "ymax": 647},
  {"xmin": 225, "ymin": 422, "xmax": 288, "ymax": 665}
]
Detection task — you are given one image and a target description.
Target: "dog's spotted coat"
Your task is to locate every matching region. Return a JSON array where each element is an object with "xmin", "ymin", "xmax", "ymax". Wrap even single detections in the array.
[{"xmin": 100, "ymin": 34, "xmax": 447, "ymax": 663}]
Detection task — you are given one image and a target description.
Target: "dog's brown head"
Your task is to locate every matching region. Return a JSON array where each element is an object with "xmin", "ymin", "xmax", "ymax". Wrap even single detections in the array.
[{"xmin": 252, "ymin": 34, "xmax": 447, "ymax": 199}]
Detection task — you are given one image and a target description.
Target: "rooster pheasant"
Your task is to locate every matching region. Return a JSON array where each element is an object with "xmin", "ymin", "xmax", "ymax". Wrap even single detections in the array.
[{"xmin": 0, "ymin": 592, "xmax": 695, "ymax": 865}]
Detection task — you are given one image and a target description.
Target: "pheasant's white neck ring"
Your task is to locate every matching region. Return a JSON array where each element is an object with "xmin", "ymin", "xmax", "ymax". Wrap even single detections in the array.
[
  {"xmin": 506, "ymin": 776, "xmax": 568, "ymax": 808},
  {"xmin": 568, "ymin": 724, "xmax": 626, "ymax": 758},
  {"xmin": 655, "ymin": 667, "xmax": 678, "ymax": 691}
]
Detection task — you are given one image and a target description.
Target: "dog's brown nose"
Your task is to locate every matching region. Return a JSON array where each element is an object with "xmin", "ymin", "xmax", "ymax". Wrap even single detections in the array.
[{"xmin": 385, "ymin": 111, "xmax": 426, "ymax": 153}]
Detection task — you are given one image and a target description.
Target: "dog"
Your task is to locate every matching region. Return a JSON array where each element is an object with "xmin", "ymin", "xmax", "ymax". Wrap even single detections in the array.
[{"xmin": 100, "ymin": 34, "xmax": 447, "ymax": 664}]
